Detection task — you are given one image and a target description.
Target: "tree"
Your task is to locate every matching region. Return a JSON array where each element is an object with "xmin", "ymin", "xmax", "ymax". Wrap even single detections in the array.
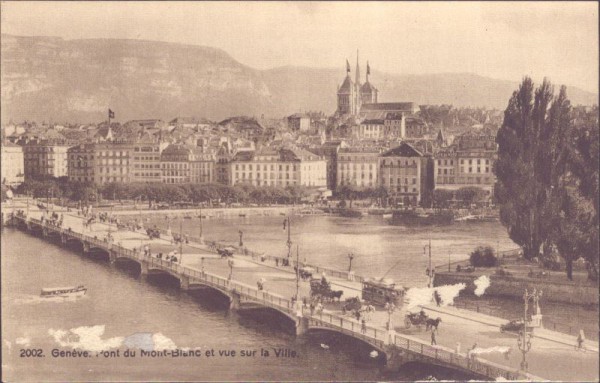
[
  {"xmin": 559, "ymin": 123, "xmax": 600, "ymax": 281},
  {"xmin": 432, "ymin": 189, "xmax": 454, "ymax": 209},
  {"xmin": 495, "ymin": 78, "xmax": 571, "ymax": 260},
  {"xmin": 454, "ymin": 187, "xmax": 486, "ymax": 207},
  {"xmin": 469, "ymin": 246, "xmax": 497, "ymax": 267}
]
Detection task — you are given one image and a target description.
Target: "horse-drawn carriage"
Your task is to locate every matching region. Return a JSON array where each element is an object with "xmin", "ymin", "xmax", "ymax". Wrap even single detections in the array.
[
  {"xmin": 310, "ymin": 278, "xmax": 343, "ymax": 302},
  {"xmin": 341, "ymin": 297, "xmax": 362, "ymax": 314},
  {"xmin": 294, "ymin": 266, "xmax": 315, "ymax": 280},
  {"xmin": 217, "ymin": 247, "xmax": 235, "ymax": 258},
  {"xmin": 146, "ymin": 227, "xmax": 161, "ymax": 239},
  {"xmin": 404, "ymin": 310, "xmax": 442, "ymax": 331}
]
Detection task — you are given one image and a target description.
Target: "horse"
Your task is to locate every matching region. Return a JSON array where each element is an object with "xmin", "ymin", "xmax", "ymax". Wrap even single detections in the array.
[
  {"xmin": 329, "ymin": 290, "xmax": 343, "ymax": 302},
  {"xmin": 426, "ymin": 317, "xmax": 442, "ymax": 331}
]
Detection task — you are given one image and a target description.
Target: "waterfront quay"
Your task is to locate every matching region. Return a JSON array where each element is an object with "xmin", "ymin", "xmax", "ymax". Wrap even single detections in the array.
[{"xmin": 4, "ymin": 205, "xmax": 598, "ymax": 381}]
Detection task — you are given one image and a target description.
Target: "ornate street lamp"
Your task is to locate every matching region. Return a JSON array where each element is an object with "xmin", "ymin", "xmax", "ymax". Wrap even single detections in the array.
[
  {"xmin": 348, "ymin": 253, "xmax": 355, "ymax": 272},
  {"xmin": 239, "ymin": 229, "xmax": 243, "ymax": 247},
  {"xmin": 385, "ymin": 301, "xmax": 396, "ymax": 331},
  {"xmin": 424, "ymin": 239, "xmax": 433, "ymax": 288},
  {"xmin": 517, "ymin": 288, "xmax": 542, "ymax": 371}
]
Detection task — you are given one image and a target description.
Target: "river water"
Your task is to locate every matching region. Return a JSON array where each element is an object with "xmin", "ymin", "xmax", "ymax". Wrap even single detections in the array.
[{"xmin": 1, "ymin": 215, "xmax": 589, "ymax": 381}]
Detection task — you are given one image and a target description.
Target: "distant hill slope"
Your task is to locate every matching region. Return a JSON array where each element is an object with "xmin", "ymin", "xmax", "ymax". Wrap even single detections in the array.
[{"xmin": 2, "ymin": 34, "xmax": 597, "ymax": 123}]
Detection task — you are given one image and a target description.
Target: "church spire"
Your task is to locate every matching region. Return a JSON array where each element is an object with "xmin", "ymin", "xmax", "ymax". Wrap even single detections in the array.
[
  {"xmin": 355, "ymin": 49, "xmax": 361, "ymax": 86},
  {"xmin": 366, "ymin": 60, "xmax": 371, "ymax": 83}
]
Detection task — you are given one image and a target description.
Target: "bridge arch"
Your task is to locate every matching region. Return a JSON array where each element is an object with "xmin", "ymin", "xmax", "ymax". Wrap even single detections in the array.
[
  {"xmin": 86, "ymin": 247, "xmax": 111, "ymax": 262},
  {"xmin": 306, "ymin": 327, "xmax": 388, "ymax": 357},
  {"xmin": 237, "ymin": 304, "xmax": 297, "ymax": 326},
  {"xmin": 65, "ymin": 238, "xmax": 84, "ymax": 252},
  {"xmin": 113, "ymin": 257, "xmax": 142, "ymax": 274}
]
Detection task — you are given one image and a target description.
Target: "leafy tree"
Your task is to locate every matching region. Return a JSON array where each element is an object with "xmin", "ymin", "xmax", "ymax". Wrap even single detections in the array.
[
  {"xmin": 433, "ymin": 189, "xmax": 454, "ymax": 208},
  {"xmin": 495, "ymin": 78, "xmax": 571, "ymax": 260},
  {"xmin": 469, "ymin": 246, "xmax": 497, "ymax": 267},
  {"xmin": 455, "ymin": 187, "xmax": 487, "ymax": 206}
]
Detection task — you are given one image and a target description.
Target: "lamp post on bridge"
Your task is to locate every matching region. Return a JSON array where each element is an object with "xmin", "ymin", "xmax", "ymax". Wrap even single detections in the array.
[
  {"xmin": 283, "ymin": 216, "xmax": 292, "ymax": 264},
  {"xmin": 348, "ymin": 253, "xmax": 354, "ymax": 272},
  {"xmin": 517, "ymin": 288, "xmax": 543, "ymax": 372},
  {"xmin": 228, "ymin": 259, "xmax": 234, "ymax": 281},
  {"xmin": 424, "ymin": 239, "xmax": 433, "ymax": 288},
  {"xmin": 239, "ymin": 229, "xmax": 243, "ymax": 247},
  {"xmin": 385, "ymin": 301, "xmax": 396, "ymax": 332}
]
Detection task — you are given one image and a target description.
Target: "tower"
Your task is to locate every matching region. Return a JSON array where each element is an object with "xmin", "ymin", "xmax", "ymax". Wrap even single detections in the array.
[
  {"xmin": 336, "ymin": 51, "xmax": 378, "ymax": 117},
  {"xmin": 360, "ymin": 60, "xmax": 378, "ymax": 105},
  {"xmin": 337, "ymin": 59, "xmax": 356, "ymax": 116}
]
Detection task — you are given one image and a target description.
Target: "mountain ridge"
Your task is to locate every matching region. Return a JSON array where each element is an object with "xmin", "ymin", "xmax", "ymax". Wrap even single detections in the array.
[{"xmin": 1, "ymin": 34, "xmax": 597, "ymax": 124}]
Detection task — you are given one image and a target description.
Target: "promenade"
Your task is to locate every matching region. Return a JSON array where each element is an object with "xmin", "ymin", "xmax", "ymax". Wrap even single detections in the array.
[{"xmin": 4, "ymin": 201, "xmax": 598, "ymax": 381}]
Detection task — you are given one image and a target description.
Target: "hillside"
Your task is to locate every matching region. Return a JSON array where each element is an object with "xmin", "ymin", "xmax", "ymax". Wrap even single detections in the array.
[{"xmin": 1, "ymin": 34, "xmax": 597, "ymax": 123}]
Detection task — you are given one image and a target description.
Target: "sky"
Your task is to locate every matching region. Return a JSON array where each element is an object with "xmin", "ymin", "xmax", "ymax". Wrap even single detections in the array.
[{"xmin": 1, "ymin": 1, "xmax": 598, "ymax": 93}]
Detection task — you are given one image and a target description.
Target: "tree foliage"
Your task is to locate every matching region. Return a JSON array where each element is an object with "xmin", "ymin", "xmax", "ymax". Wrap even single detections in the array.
[
  {"xmin": 495, "ymin": 78, "xmax": 569, "ymax": 260},
  {"xmin": 496, "ymin": 77, "xmax": 599, "ymax": 282},
  {"xmin": 469, "ymin": 246, "xmax": 497, "ymax": 267}
]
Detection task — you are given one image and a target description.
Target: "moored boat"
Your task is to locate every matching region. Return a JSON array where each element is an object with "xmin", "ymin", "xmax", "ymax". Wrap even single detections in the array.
[
  {"xmin": 41, "ymin": 285, "xmax": 87, "ymax": 298},
  {"xmin": 389, "ymin": 209, "xmax": 454, "ymax": 226},
  {"xmin": 338, "ymin": 208, "xmax": 363, "ymax": 218}
]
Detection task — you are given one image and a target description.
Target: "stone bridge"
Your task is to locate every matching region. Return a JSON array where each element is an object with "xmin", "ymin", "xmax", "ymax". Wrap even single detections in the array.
[{"xmin": 7, "ymin": 214, "xmax": 541, "ymax": 381}]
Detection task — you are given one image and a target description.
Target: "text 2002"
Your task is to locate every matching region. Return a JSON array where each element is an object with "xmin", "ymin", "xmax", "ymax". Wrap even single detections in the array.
[{"xmin": 20, "ymin": 349, "xmax": 44, "ymax": 357}]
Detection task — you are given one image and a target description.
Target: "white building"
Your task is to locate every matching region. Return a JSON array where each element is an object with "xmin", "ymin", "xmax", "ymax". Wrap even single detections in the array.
[
  {"xmin": 1, "ymin": 142, "xmax": 24, "ymax": 186},
  {"xmin": 230, "ymin": 147, "xmax": 326, "ymax": 187}
]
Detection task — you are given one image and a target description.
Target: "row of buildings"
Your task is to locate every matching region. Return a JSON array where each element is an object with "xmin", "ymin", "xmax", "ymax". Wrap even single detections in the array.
[
  {"xmin": 1, "ymin": 128, "xmax": 497, "ymax": 206},
  {"xmin": 1, "ymin": 54, "xmax": 501, "ymax": 205}
]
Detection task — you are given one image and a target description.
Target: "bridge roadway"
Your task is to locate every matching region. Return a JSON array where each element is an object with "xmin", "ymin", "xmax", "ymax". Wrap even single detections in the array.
[{"xmin": 6, "ymin": 204, "xmax": 598, "ymax": 381}]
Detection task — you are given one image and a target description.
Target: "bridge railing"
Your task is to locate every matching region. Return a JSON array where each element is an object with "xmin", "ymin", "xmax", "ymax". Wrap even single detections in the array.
[
  {"xmin": 392, "ymin": 333, "xmax": 523, "ymax": 380},
  {"xmin": 136, "ymin": 253, "xmax": 295, "ymax": 314}
]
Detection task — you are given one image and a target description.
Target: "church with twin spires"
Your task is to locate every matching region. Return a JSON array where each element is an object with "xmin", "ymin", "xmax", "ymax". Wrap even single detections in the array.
[
  {"xmin": 336, "ymin": 51, "xmax": 418, "ymax": 118},
  {"xmin": 336, "ymin": 53, "xmax": 378, "ymax": 116}
]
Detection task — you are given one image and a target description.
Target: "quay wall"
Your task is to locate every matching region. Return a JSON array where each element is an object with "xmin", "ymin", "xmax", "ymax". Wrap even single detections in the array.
[
  {"xmin": 113, "ymin": 206, "xmax": 302, "ymax": 218},
  {"xmin": 434, "ymin": 272, "xmax": 599, "ymax": 306}
]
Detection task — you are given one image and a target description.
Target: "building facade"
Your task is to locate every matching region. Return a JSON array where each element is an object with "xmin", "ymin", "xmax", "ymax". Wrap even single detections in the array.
[
  {"xmin": 379, "ymin": 143, "xmax": 432, "ymax": 206},
  {"xmin": 355, "ymin": 119, "xmax": 385, "ymax": 140},
  {"xmin": 130, "ymin": 137, "xmax": 167, "ymax": 183},
  {"xmin": 287, "ymin": 114, "xmax": 311, "ymax": 132},
  {"xmin": 67, "ymin": 144, "xmax": 96, "ymax": 183},
  {"xmin": 1, "ymin": 142, "xmax": 24, "ymax": 186},
  {"xmin": 433, "ymin": 146, "xmax": 497, "ymax": 198},
  {"xmin": 230, "ymin": 148, "xmax": 326, "ymax": 187},
  {"xmin": 191, "ymin": 151, "xmax": 216, "ymax": 184},
  {"xmin": 23, "ymin": 140, "xmax": 70, "ymax": 181},
  {"xmin": 383, "ymin": 113, "xmax": 406, "ymax": 139},
  {"xmin": 336, "ymin": 147, "xmax": 380, "ymax": 188},
  {"xmin": 94, "ymin": 142, "xmax": 132, "ymax": 184},
  {"xmin": 160, "ymin": 144, "xmax": 194, "ymax": 184}
]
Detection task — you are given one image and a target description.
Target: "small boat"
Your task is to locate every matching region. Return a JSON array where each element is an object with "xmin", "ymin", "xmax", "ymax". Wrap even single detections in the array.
[
  {"xmin": 41, "ymin": 285, "xmax": 87, "ymax": 298},
  {"xmin": 382, "ymin": 213, "xmax": 393, "ymax": 219},
  {"xmin": 338, "ymin": 209, "xmax": 363, "ymax": 218},
  {"xmin": 183, "ymin": 215, "xmax": 193, "ymax": 219},
  {"xmin": 239, "ymin": 213, "xmax": 247, "ymax": 217}
]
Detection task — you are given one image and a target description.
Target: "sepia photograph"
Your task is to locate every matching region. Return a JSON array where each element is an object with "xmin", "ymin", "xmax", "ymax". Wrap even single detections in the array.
[{"xmin": 0, "ymin": 1, "xmax": 598, "ymax": 382}]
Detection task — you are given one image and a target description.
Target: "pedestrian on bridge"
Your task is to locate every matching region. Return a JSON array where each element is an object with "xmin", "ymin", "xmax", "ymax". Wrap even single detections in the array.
[
  {"xmin": 430, "ymin": 328, "xmax": 437, "ymax": 346},
  {"xmin": 361, "ymin": 319, "xmax": 367, "ymax": 334},
  {"xmin": 577, "ymin": 330, "xmax": 586, "ymax": 351}
]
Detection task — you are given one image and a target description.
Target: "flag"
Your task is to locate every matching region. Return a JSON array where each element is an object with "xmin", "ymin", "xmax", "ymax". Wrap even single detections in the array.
[
  {"xmin": 346, "ymin": 59, "xmax": 350, "ymax": 73},
  {"xmin": 367, "ymin": 61, "xmax": 371, "ymax": 76},
  {"xmin": 108, "ymin": 109, "xmax": 115, "ymax": 119}
]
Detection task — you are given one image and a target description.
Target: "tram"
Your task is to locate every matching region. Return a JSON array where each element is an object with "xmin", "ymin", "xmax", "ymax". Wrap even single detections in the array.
[{"xmin": 361, "ymin": 278, "xmax": 406, "ymax": 306}]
